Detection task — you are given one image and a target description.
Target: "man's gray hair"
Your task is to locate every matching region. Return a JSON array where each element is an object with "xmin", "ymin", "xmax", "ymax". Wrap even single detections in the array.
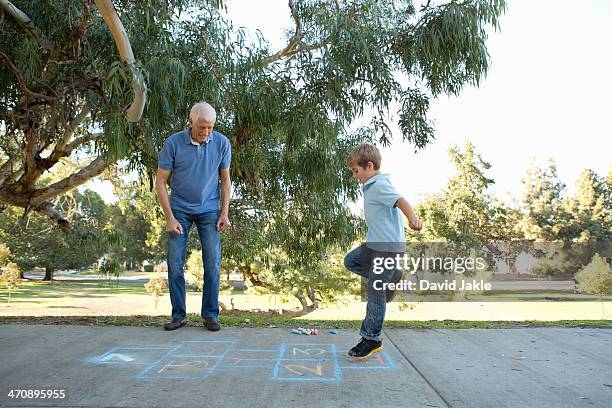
[{"xmin": 189, "ymin": 102, "xmax": 216, "ymax": 123}]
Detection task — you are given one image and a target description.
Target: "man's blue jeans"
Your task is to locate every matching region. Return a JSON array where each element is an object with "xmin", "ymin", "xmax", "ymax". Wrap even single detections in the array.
[
  {"xmin": 167, "ymin": 209, "xmax": 221, "ymax": 320},
  {"xmin": 344, "ymin": 244, "xmax": 401, "ymax": 341}
]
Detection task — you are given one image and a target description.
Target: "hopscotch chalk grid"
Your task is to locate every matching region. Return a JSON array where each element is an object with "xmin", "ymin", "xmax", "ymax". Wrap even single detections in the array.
[{"xmin": 86, "ymin": 340, "xmax": 396, "ymax": 382}]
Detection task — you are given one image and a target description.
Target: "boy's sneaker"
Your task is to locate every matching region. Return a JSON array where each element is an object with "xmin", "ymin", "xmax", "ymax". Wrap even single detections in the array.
[{"xmin": 348, "ymin": 338, "xmax": 383, "ymax": 360}]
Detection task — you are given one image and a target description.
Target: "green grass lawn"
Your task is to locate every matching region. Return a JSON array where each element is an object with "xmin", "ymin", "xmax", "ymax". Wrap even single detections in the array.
[
  {"xmin": 0, "ymin": 280, "xmax": 147, "ymax": 301},
  {"xmin": 1, "ymin": 280, "xmax": 610, "ymax": 327},
  {"xmin": 3, "ymin": 280, "xmax": 610, "ymax": 302},
  {"xmin": 74, "ymin": 269, "xmax": 101, "ymax": 276},
  {"xmin": 1, "ymin": 313, "xmax": 610, "ymax": 329}
]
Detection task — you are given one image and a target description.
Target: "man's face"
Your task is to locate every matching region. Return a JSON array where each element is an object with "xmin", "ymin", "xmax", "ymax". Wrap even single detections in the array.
[
  {"xmin": 350, "ymin": 162, "xmax": 376, "ymax": 184},
  {"xmin": 190, "ymin": 117, "xmax": 214, "ymax": 143}
]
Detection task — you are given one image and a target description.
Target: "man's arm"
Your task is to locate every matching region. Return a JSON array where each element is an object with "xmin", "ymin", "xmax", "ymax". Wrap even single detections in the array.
[
  {"xmin": 395, "ymin": 197, "xmax": 422, "ymax": 231},
  {"xmin": 216, "ymin": 168, "xmax": 231, "ymax": 231},
  {"xmin": 155, "ymin": 168, "xmax": 182, "ymax": 234}
]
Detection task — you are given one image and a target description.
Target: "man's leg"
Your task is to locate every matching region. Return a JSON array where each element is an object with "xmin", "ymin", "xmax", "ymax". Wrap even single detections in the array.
[
  {"xmin": 195, "ymin": 210, "xmax": 221, "ymax": 320},
  {"xmin": 167, "ymin": 210, "xmax": 192, "ymax": 321}
]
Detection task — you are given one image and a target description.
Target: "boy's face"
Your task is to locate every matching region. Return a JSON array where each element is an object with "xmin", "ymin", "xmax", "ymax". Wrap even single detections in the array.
[{"xmin": 350, "ymin": 162, "xmax": 377, "ymax": 184}]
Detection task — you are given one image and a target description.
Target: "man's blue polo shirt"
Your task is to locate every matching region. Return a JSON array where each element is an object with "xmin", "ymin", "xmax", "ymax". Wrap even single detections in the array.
[
  {"xmin": 158, "ymin": 129, "xmax": 231, "ymax": 214},
  {"xmin": 362, "ymin": 173, "xmax": 405, "ymax": 252}
]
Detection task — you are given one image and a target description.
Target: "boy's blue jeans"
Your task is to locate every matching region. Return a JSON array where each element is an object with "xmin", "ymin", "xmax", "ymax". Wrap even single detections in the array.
[
  {"xmin": 167, "ymin": 208, "xmax": 221, "ymax": 320},
  {"xmin": 344, "ymin": 244, "xmax": 402, "ymax": 342}
]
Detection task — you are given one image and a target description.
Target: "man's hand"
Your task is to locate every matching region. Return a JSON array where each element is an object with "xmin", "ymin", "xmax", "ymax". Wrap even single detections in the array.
[
  {"xmin": 165, "ymin": 219, "xmax": 183, "ymax": 235},
  {"xmin": 216, "ymin": 213, "xmax": 231, "ymax": 231},
  {"xmin": 408, "ymin": 217, "xmax": 423, "ymax": 231}
]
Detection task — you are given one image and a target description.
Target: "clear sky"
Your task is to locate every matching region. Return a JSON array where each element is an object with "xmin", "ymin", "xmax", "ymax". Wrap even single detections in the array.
[{"xmin": 89, "ymin": 0, "xmax": 612, "ymax": 205}]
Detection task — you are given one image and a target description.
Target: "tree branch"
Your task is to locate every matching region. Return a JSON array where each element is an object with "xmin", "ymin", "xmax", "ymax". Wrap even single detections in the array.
[
  {"xmin": 0, "ymin": 159, "xmax": 15, "ymax": 185},
  {"xmin": 0, "ymin": 50, "xmax": 55, "ymax": 101},
  {"xmin": 30, "ymin": 155, "xmax": 108, "ymax": 206},
  {"xmin": 33, "ymin": 201, "xmax": 71, "ymax": 232},
  {"xmin": 0, "ymin": 161, "xmax": 23, "ymax": 187},
  {"xmin": 202, "ymin": 38, "xmax": 238, "ymax": 107},
  {"xmin": 55, "ymin": 104, "xmax": 92, "ymax": 152},
  {"xmin": 93, "ymin": 0, "xmax": 146, "ymax": 122},
  {"xmin": 259, "ymin": 0, "xmax": 305, "ymax": 65},
  {"xmin": 0, "ymin": 0, "xmax": 53, "ymax": 50},
  {"xmin": 64, "ymin": 131, "xmax": 100, "ymax": 153},
  {"xmin": 20, "ymin": 127, "xmax": 38, "ymax": 188}
]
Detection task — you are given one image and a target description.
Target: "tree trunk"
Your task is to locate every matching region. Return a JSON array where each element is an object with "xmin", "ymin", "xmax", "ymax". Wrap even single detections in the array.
[
  {"xmin": 306, "ymin": 286, "xmax": 319, "ymax": 310},
  {"xmin": 295, "ymin": 290, "xmax": 317, "ymax": 313},
  {"xmin": 93, "ymin": 0, "xmax": 146, "ymax": 122},
  {"xmin": 240, "ymin": 264, "xmax": 267, "ymax": 287},
  {"xmin": 508, "ymin": 259, "xmax": 518, "ymax": 274},
  {"xmin": 43, "ymin": 266, "xmax": 54, "ymax": 281}
]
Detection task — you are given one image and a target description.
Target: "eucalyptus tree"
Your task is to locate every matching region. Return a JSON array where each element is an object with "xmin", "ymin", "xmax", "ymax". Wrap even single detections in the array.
[
  {"xmin": 1, "ymin": 0, "xmax": 506, "ymax": 306},
  {"xmin": 0, "ymin": 0, "xmax": 194, "ymax": 228},
  {"xmin": 188, "ymin": 0, "xmax": 506, "ymax": 304}
]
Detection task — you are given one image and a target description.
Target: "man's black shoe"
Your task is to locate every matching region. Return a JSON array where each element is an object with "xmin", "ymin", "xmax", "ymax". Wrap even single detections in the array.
[
  {"xmin": 163, "ymin": 319, "xmax": 186, "ymax": 331},
  {"xmin": 204, "ymin": 317, "xmax": 220, "ymax": 331},
  {"xmin": 348, "ymin": 337, "xmax": 383, "ymax": 360}
]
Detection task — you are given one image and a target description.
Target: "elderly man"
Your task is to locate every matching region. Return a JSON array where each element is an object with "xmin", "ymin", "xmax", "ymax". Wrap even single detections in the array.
[{"xmin": 156, "ymin": 102, "xmax": 232, "ymax": 331}]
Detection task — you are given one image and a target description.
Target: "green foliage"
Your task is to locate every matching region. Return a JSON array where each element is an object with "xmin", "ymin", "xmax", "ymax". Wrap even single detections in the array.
[
  {"xmin": 98, "ymin": 257, "xmax": 122, "ymax": 286},
  {"xmin": 144, "ymin": 273, "xmax": 168, "ymax": 310},
  {"xmin": 1, "ymin": 0, "xmax": 506, "ymax": 306},
  {"xmin": 186, "ymin": 250, "xmax": 204, "ymax": 291},
  {"xmin": 163, "ymin": 0, "xmax": 506, "ymax": 304},
  {"xmin": 409, "ymin": 141, "xmax": 512, "ymax": 243},
  {"xmin": 0, "ymin": 243, "xmax": 10, "ymax": 267},
  {"xmin": 575, "ymin": 254, "xmax": 612, "ymax": 301},
  {"xmin": 0, "ymin": 1, "xmax": 218, "ymax": 221},
  {"xmin": 517, "ymin": 159, "xmax": 569, "ymax": 241},
  {"xmin": 223, "ymin": 247, "xmax": 359, "ymax": 311},
  {"xmin": 0, "ymin": 262, "xmax": 21, "ymax": 303},
  {"xmin": 563, "ymin": 169, "xmax": 611, "ymax": 242},
  {"xmin": 0, "ymin": 189, "xmax": 109, "ymax": 274},
  {"xmin": 518, "ymin": 163, "xmax": 610, "ymax": 277},
  {"xmin": 105, "ymin": 178, "xmax": 160, "ymax": 266}
]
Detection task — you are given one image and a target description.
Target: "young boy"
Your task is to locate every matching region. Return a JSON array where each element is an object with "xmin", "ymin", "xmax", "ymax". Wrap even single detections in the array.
[{"xmin": 344, "ymin": 143, "xmax": 422, "ymax": 359}]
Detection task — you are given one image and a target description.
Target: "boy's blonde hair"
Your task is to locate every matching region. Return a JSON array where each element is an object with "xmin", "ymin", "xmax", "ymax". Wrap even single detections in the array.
[{"xmin": 347, "ymin": 143, "xmax": 381, "ymax": 170}]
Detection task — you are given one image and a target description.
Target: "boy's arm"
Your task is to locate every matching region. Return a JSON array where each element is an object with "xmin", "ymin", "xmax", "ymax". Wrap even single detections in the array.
[{"xmin": 395, "ymin": 197, "xmax": 422, "ymax": 231}]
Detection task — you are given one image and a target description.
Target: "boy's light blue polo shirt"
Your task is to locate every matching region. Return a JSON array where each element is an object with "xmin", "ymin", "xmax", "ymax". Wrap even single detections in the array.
[
  {"xmin": 362, "ymin": 173, "xmax": 405, "ymax": 252},
  {"xmin": 158, "ymin": 129, "xmax": 231, "ymax": 214}
]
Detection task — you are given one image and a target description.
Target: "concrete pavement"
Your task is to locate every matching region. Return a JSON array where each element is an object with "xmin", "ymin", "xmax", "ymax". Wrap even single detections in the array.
[{"xmin": 0, "ymin": 325, "xmax": 610, "ymax": 407}]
